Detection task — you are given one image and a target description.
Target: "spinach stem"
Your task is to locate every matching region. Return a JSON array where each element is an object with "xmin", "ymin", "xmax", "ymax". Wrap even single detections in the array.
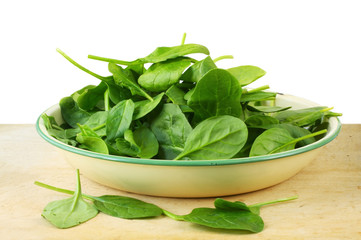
[
  {"xmin": 248, "ymin": 195, "xmax": 298, "ymax": 208},
  {"xmin": 92, "ymin": 123, "xmax": 106, "ymax": 131},
  {"xmin": 162, "ymin": 209, "xmax": 186, "ymax": 221},
  {"xmin": 34, "ymin": 181, "xmax": 95, "ymax": 201},
  {"xmin": 320, "ymin": 107, "xmax": 334, "ymax": 113},
  {"xmin": 213, "ymin": 55, "xmax": 234, "ymax": 63},
  {"xmin": 88, "ymin": 55, "xmax": 135, "ymax": 65},
  {"xmin": 181, "ymin": 33, "xmax": 186, "ymax": 45},
  {"xmin": 56, "ymin": 49, "xmax": 109, "ymax": 82},
  {"xmin": 247, "ymin": 85, "xmax": 270, "ymax": 93},
  {"xmin": 104, "ymin": 89, "xmax": 110, "ymax": 111}
]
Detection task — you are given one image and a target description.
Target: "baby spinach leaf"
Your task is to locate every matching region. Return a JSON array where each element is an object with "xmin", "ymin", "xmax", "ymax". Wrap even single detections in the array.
[
  {"xmin": 274, "ymin": 106, "xmax": 330, "ymax": 127},
  {"xmin": 89, "ymin": 44, "xmax": 209, "ymax": 65},
  {"xmin": 165, "ymin": 85, "xmax": 187, "ymax": 105},
  {"xmin": 106, "ymin": 99, "xmax": 135, "ymax": 142},
  {"xmin": 181, "ymin": 56, "xmax": 217, "ymax": 83},
  {"xmin": 214, "ymin": 198, "xmax": 251, "ymax": 212},
  {"xmin": 133, "ymin": 92, "xmax": 164, "ymax": 120},
  {"xmin": 249, "ymin": 128, "xmax": 296, "ymax": 157},
  {"xmin": 76, "ymin": 124, "xmax": 109, "ymax": 154},
  {"xmin": 76, "ymin": 134, "xmax": 109, "ymax": 154},
  {"xmin": 188, "ymin": 68, "xmax": 242, "ymax": 121},
  {"xmin": 240, "ymin": 91, "xmax": 276, "ymax": 103},
  {"xmin": 274, "ymin": 123, "xmax": 316, "ymax": 147},
  {"xmin": 93, "ymin": 195, "xmax": 163, "ymax": 219},
  {"xmin": 41, "ymin": 169, "xmax": 98, "ymax": 229},
  {"xmin": 227, "ymin": 65, "xmax": 266, "ymax": 86},
  {"xmin": 141, "ymin": 44, "xmax": 210, "ymax": 63},
  {"xmin": 175, "ymin": 115, "xmax": 248, "ymax": 160},
  {"xmin": 115, "ymin": 137, "xmax": 140, "ymax": 157},
  {"xmin": 59, "ymin": 96, "xmax": 92, "ymax": 128},
  {"xmin": 108, "ymin": 63, "xmax": 153, "ymax": 101},
  {"xmin": 245, "ymin": 115, "xmax": 279, "ymax": 129},
  {"xmin": 77, "ymin": 81, "xmax": 108, "ymax": 111},
  {"xmin": 249, "ymin": 128, "xmax": 327, "ymax": 156},
  {"xmin": 150, "ymin": 103, "xmax": 192, "ymax": 159},
  {"xmin": 133, "ymin": 126, "xmax": 159, "ymax": 159},
  {"xmin": 182, "ymin": 208, "xmax": 264, "ymax": 233},
  {"xmin": 246, "ymin": 105, "xmax": 292, "ymax": 113},
  {"xmin": 138, "ymin": 58, "xmax": 192, "ymax": 92}
]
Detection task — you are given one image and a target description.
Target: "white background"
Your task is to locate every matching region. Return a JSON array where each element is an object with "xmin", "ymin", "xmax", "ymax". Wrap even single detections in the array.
[{"xmin": 1, "ymin": 0, "xmax": 360, "ymax": 124}]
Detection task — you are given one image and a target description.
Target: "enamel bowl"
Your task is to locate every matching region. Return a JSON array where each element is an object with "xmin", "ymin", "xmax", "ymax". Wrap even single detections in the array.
[{"xmin": 36, "ymin": 94, "xmax": 341, "ymax": 198}]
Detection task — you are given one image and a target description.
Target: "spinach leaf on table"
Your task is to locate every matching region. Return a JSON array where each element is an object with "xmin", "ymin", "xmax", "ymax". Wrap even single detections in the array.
[
  {"xmin": 35, "ymin": 170, "xmax": 298, "ymax": 232},
  {"xmin": 93, "ymin": 195, "xmax": 163, "ymax": 219},
  {"xmin": 41, "ymin": 169, "xmax": 98, "ymax": 229}
]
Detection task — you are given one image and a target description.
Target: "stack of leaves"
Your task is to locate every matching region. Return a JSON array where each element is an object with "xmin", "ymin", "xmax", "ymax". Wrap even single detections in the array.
[
  {"xmin": 35, "ymin": 170, "xmax": 297, "ymax": 232},
  {"xmin": 42, "ymin": 34, "xmax": 341, "ymax": 160}
]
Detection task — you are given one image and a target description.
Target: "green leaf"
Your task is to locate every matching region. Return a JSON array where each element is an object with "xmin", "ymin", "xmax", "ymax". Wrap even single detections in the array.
[
  {"xmin": 93, "ymin": 195, "xmax": 163, "ymax": 219},
  {"xmin": 41, "ymin": 170, "xmax": 98, "ymax": 229},
  {"xmin": 188, "ymin": 69, "xmax": 242, "ymax": 121},
  {"xmin": 181, "ymin": 56, "xmax": 217, "ymax": 83},
  {"xmin": 76, "ymin": 125, "xmax": 109, "ymax": 154},
  {"xmin": 109, "ymin": 63, "xmax": 153, "ymax": 101},
  {"xmin": 183, "ymin": 208, "xmax": 264, "ymax": 233},
  {"xmin": 138, "ymin": 58, "xmax": 192, "ymax": 92},
  {"xmin": 274, "ymin": 106, "xmax": 330, "ymax": 127},
  {"xmin": 88, "ymin": 43, "xmax": 210, "ymax": 65},
  {"xmin": 133, "ymin": 92, "xmax": 164, "ymax": 120},
  {"xmin": 246, "ymin": 105, "xmax": 292, "ymax": 113},
  {"xmin": 240, "ymin": 91, "xmax": 276, "ymax": 103},
  {"xmin": 106, "ymin": 99, "xmax": 135, "ymax": 142},
  {"xmin": 175, "ymin": 115, "xmax": 248, "ymax": 160},
  {"xmin": 165, "ymin": 85, "xmax": 187, "ymax": 105},
  {"xmin": 150, "ymin": 103, "xmax": 192, "ymax": 159},
  {"xmin": 227, "ymin": 65, "xmax": 266, "ymax": 86},
  {"xmin": 245, "ymin": 115, "xmax": 279, "ymax": 129},
  {"xmin": 141, "ymin": 44, "xmax": 210, "ymax": 63},
  {"xmin": 133, "ymin": 126, "xmax": 159, "ymax": 159},
  {"xmin": 59, "ymin": 96, "xmax": 92, "ymax": 128},
  {"xmin": 77, "ymin": 81, "xmax": 108, "ymax": 111},
  {"xmin": 249, "ymin": 128, "xmax": 327, "ymax": 156}
]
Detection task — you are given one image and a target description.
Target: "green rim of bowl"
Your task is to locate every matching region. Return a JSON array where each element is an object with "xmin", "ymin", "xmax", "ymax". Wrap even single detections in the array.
[{"xmin": 36, "ymin": 109, "xmax": 342, "ymax": 167}]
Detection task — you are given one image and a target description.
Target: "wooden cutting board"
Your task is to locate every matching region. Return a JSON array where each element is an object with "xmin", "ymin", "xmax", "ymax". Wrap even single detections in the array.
[{"xmin": 0, "ymin": 124, "xmax": 360, "ymax": 239}]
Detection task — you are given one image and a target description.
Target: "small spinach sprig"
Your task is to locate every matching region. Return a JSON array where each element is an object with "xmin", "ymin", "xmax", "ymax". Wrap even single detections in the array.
[
  {"xmin": 35, "ymin": 170, "xmax": 297, "ymax": 232},
  {"xmin": 43, "ymin": 33, "xmax": 342, "ymax": 160}
]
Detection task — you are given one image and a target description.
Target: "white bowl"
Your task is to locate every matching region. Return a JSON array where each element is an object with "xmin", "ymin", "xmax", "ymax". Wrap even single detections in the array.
[{"xmin": 36, "ymin": 93, "xmax": 341, "ymax": 198}]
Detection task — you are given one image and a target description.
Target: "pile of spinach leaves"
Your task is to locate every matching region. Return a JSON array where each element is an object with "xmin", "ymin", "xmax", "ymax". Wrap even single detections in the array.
[
  {"xmin": 42, "ymin": 34, "xmax": 341, "ymax": 160},
  {"xmin": 35, "ymin": 170, "xmax": 297, "ymax": 232}
]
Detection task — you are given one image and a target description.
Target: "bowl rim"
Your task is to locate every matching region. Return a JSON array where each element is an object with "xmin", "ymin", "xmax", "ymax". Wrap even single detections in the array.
[{"xmin": 36, "ymin": 102, "xmax": 342, "ymax": 167}]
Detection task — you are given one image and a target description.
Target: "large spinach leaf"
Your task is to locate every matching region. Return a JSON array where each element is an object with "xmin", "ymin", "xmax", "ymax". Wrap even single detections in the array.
[
  {"xmin": 150, "ymin": 103, "xmax": 192, "ymax": 159},
  {"xmin": 188, "ymin": 68, "xmax": 242, "ymax": 121},
  {"xmin": 175, "ymin": 115, "xmax": 248, "ymax": 160},
  {"xmin": 138, "ymin": 57, "xmax": 191, "ymax": 92},
  {"xmin": 106, "ymin": 99, "xmax": 135, "ymax": 142}
]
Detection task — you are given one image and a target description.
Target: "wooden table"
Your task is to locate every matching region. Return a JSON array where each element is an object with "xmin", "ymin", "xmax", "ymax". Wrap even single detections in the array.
[{"xmin": 0, "ymin": 124, "xmax": 360, "ymax": 239}]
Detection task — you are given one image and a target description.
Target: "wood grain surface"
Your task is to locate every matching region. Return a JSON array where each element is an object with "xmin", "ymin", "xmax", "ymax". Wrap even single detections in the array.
[{"xmin": 0, "ymin": 124, "xmax": 360, "ymax": 239}]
